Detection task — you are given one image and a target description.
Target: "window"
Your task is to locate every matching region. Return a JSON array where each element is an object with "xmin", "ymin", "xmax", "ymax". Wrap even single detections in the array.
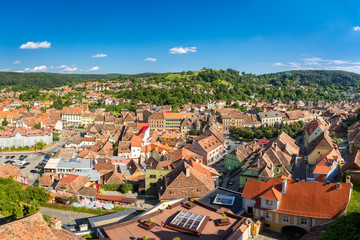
[
  {"xmin": 300, "ymin": 218, "xmax": 308, "ymax": 226},
  {"xmin": 283, "ymin": 216, "xmax": 289, "ymax": 224},
  {"xmin": 265, "ymin": 200, "xmax": 272, "ymax": 206},
  {"xmin": 265, "ymin": 212, "xmax": 272, "ymax": 220},
  {"xmin": 149, "ymin": 175, "xmax": 156, "ymax": 179}
]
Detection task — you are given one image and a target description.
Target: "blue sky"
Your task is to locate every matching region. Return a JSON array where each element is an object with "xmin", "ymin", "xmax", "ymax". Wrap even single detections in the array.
[{"xmin": 1, "ymin": 0, "xmax": 360, "ymax": 74}]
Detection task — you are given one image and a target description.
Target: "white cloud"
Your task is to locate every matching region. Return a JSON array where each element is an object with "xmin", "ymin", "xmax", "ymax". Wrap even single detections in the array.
[
  {"xmin": 273, "ymin": 62, "xmax": 284, "ymax": 66},
  {"xmin": 88, "ymin": 66, "xmax": 99, "ymax": 71},
  {"xmin": 92, "ymin": 54, "xmax": 107, "ymax": 58},
  {"xmin": 282, "ymin": 56, "xmax": 360, "ymax": 73},
  {"xmin": 169, "ymin": 46, "xmax": 197, "ymax": 54},
  {"xmin": 354, "ymin": 26, "xmax": 360, "ymax": 31},
  {"xmin": 62, "ymin": 66, "xmax": 78, "ymax": 73},
  {"xmin": 288, "ymin": 62, "xmax": 304, "ymax": 69},
  {"xmin": 56, "ymin": 65, "xmax": 77, "ymax": 73},
  {"xmin": 24, "ymin": 65, "xmax": 48, "ymax": 72},
  {"xmin": 324, "ymin": 60, "xmax": 349, "ymax": 65},
  {"xmin": 301, "ymin": 57, "xmax": 323, "ymax": 66},
  {"xmin": 19, "ymin": 41, "xmax": 51, "ymax": 49},
  {"xmin": 0, "ymin": 68, "xmax": 10, "ymax": 72},
  {"xmin": 145, "ymin": 57, "xmax": 157, "ymax": 62},
  {"xmin": 13, "ymin": 61, "xmax": 21, "ymax": 64}
]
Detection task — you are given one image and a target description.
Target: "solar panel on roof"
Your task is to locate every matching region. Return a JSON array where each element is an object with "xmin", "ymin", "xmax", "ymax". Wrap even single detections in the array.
[{"xmin": 213, "ymin": 194, "xmax": 235, "ymax": 206}]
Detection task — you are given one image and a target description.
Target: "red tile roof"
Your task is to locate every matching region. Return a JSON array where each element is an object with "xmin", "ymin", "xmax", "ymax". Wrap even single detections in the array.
[{"xmin": 242, "ymin": 177, "xmax": 351, "ymax": 219}]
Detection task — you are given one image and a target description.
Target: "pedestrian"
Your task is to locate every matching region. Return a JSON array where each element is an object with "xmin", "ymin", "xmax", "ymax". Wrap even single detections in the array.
[{"xmin": 161, "ymin": 221, "xmax": 164, "ymax": 227}]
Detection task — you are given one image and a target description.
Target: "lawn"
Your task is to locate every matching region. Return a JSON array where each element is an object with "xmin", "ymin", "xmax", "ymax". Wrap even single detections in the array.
[
  {"xmin": 346, "ymin": 183, "xmax": 360, "ymax": 213},
  {"xmin": 319, "ymin": 183, "xmax": 360, "ymax": 240}
]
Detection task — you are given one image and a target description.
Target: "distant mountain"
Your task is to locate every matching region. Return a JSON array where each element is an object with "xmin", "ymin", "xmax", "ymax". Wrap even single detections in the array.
[{"xmin": 0, "ymin": 72, "xmax": 122, "ymax": 91}]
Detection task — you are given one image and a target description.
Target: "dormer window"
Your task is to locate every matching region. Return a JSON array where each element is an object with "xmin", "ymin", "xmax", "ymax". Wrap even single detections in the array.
[{"xmin": 265, "ymin": 199, "xmax": 272, "ymax": 206}]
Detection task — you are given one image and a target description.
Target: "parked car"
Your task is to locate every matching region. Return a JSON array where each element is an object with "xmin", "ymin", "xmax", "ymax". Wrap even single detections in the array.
[
  {"xmin": 10, "ymin": 156, "xmax": 15, "ymax": 159},
  {"xmin": 19, "ymin": 166, "xmax": 26, "ymax": 169},
  {"xmin": 23, "ymin": 162, "xmax": 30, "ymax": 166},
  {"xmin": 5, "ymin": 156, "xmax": 10, "ymax": 159},
  {"xmin": 5, "ymin": 160, "xmax": 14, "ymax": 164},
  {"xmin": 228, "ymin": 179, "xmax": 234, "ymax": 185},
  {"xmin": 30, "ymin": 170, "xmax": 39, "ymax": 174}
]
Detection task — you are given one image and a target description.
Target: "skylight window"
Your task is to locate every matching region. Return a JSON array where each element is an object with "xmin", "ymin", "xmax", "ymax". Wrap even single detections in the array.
[
  {"xmin": 170, "ymin": 211, "xmax": 206, "ymax": 231},
  {"xmin": 213, "ymin": 194, "xmax": 235, "ymax": 206}
]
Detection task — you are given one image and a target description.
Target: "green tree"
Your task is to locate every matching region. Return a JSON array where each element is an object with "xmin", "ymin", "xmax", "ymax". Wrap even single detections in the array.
[
  {"xmin": 34, "ymin": 123, "xmax": 41, "ymax": 129},
  {"xmin": 35, "ymin": 141, "xmax": 46, "ymax": 150},
  {"xmin": 27, "ymin": 200, "xmax": 40, "ymax": 215},
  {"xmin": 120, "ymin": 183, "xmax": 133, "ymax": 194},
  {"xmin": 13, "ymin": 202, "xmax": 24, "ymax": 219},
  {"xmin": 2, "ymin": 117, "xmax": 9, "ymax": 126},
  {"xmin": 189, "ymin": 129, "xmax": 198, "ymax": 136}
]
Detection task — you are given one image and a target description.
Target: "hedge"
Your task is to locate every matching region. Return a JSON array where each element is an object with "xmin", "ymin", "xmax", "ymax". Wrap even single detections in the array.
[
  {"xmin": 40, "ymin": 202, "xmax": 129, "ymax": 215},
  {"xmin": 101, "ymin": 184, "xmax": 121, "ymax": 191}
]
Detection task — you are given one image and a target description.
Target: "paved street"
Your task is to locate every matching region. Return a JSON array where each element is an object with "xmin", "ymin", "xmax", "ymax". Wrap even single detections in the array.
[
  {"xmin": 40, "ymin": 207, "xmax": 95, "ymax": 225},
  {"xmin": 338, "ymin": 139, "xmax": 350, "ymax": 162}
]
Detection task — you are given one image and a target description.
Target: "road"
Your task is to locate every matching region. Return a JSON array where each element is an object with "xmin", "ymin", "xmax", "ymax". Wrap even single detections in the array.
[
  {"xmin": 40, "ymin": 207, "xmax": 95, "ymax": 225},
  {"xmin": 216, "ymin": 131, "xmax": 244, "ymax": 189}
]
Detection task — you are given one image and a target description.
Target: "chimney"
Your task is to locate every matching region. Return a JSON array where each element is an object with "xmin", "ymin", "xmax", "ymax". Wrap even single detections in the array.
[
  {"xmin": 295, "ymin": 178, "xmax": 299, "ymax": 182},
  {"xmin": 105, "ymin": 159, "xmax": 108, "ymax": 163},
  {"xmin": 94, "ymin": 159, "xmax": 97, "ymax": 164},
  {"xmin": 195, "ymin": 158, "xmax": 199, "ymax": 163},
  {"xmin": 185, "ymin": 166, "xmax": 190, "ymax": 177},
  {"xmin": 274, "ymin": 143, "xmax": 278, "ymax": 152},
  {"xmin": 281, "ymin": 179, "xmax": 287, "ymax": 193},
  {"xmin": 326, "ymin": 181, "xmax": 330, "ymax": 185},
  {"xmin": 336, "ymin": 182, "xmax": 341, "ymax": 189},
  {"xmin": 346, "ymin": 175, "xmax": 351, "ymax": 183}
]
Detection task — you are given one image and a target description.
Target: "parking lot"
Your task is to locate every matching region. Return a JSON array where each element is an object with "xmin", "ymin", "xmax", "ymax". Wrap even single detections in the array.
[{"xmin": 0, "ymin": 152, "xmax": 48, "ymax": 184}]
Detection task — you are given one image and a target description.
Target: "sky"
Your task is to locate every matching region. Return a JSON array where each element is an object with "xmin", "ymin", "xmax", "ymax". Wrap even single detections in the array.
[{"xmin": 2, "ymin": 0, "xmax": 360, "ymax": 74}]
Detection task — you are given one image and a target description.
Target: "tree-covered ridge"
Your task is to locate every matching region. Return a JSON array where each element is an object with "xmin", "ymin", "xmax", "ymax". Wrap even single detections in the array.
[
  {"xmin": 3, "ymin": 69, "xmax": 360, "ymax": 105},
  {"xmin": 261, "ymin": 70, "xmax": 360, "ymax": 91},
  {"xmin": 112, "ymin": 69, "xmax": 358, "ymax": 107},
  {"xmin": 0, "ymin": 72, "xmax": 121, "ymax": 91}
]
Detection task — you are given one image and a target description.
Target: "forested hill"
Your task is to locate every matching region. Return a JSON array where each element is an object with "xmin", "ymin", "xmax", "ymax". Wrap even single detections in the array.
[
  {"xmin": 260, "ymin": 70, "xmax": 360, "ymax": 91},
  {"xmin": 2, "ymin": 69, "xmax": 360, "ymax": 95},
  {"xmin": 0, "ymin": 72, "xmax": 121, "ymax": 91}
]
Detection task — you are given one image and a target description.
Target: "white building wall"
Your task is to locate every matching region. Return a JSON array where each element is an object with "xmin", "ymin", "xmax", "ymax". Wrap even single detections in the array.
[
  {"xmin": 0, "ymin": 132, "xmax": 53, "ymax": 148},
  {"xmin": 131, "ymin": 146, "xmax": 141, "ymax": 158}
]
